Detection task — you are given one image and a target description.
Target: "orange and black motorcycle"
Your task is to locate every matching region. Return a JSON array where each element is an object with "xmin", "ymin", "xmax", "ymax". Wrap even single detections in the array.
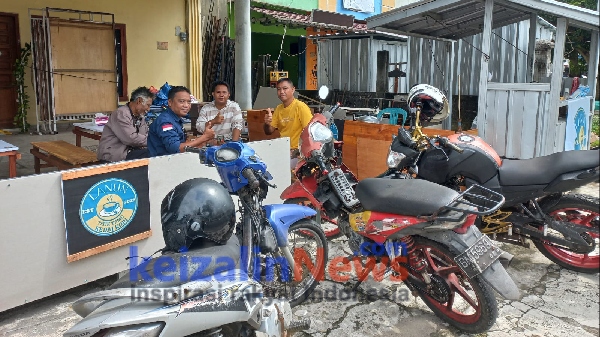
[
  {"xmin": 280, "ymin": 95, "xmax": 521, "ymax": 334},
  {"xmin": 382, "ymin": 86, "xmax": 599, "ymax": 274}
]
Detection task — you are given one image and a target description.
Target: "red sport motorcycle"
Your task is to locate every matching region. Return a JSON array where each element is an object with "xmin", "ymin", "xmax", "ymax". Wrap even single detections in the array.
[{"xmin": 281, "ymin": 99, "xmax": 520, "ymax": 333}]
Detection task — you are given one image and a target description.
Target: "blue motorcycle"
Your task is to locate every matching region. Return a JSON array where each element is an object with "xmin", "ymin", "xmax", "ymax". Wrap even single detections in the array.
[
  {"xmin": 64, "ymin": 141, "xmax": 326, "ymax": 337},
  {"xmin": 189, "ymin": 141, "xmax": 329, "ymax": 307}
]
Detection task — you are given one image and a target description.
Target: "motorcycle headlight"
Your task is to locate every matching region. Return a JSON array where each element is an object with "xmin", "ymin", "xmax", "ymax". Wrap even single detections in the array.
[
  {"xmin": 387, "ymin": 147, "xmax": 406, "ymax": 168},
  {"xmin": 101, "ymin": 322, "xmax": 164, "ymax": 337},
  {"xmin": 309, "ymin": 123, "xmax": 333, "ymax": 143},
  {"xmin": 215, "ymin": 148, "xmax": 239, "ymax": 162}
]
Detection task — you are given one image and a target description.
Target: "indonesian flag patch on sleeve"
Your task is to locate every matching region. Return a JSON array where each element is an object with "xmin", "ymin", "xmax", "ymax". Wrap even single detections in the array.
[{"xmin": 162, "ymin": 124, "xmax": 173, "ymax": 131}]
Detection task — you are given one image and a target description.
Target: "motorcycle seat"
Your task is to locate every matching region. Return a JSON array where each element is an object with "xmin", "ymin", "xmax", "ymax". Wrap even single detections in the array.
[
  {"xmin": 110, "ymin": 235, "xmax": 241, "ymax": 289},
  {"xmin": 355, "ymin": 178, "xmax": 460, "ymax": 216},
  {"xmin": 499, "ymin": 149, "xmax": 599, "ymax": 186}
]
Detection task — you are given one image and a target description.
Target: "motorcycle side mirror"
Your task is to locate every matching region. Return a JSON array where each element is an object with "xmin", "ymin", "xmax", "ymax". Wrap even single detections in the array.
[{"xmin": 318, "ymin": 85, "xmax": 330, "ymax": 100}]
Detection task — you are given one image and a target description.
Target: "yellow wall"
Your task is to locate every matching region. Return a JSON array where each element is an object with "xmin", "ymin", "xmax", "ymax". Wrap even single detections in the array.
[{"xmin": 0, "ymin": 0, "xmax": 188, "ymax": 125}]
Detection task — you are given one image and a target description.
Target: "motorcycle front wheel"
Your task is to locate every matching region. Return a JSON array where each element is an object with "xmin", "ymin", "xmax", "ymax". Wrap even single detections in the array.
[
  {"xmin": 534, "ymin": 194, "xmax": 599, "ymax": 274},
  {"xmin": 410, "ymin": 236, "xmax": 498, "ymax": 334},
  {"xmin": 254, "ymin": 219, "xmax": 328, "ymax": 307},
  {"xmin": 283, "ymin": 197, "xmax": 341, "ymax": 239}
]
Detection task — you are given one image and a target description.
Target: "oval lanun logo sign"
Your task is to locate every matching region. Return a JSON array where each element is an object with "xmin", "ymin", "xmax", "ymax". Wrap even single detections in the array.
[{"xmin": 79, "ymin": 178, "xmax": 138, "ymax": 236}]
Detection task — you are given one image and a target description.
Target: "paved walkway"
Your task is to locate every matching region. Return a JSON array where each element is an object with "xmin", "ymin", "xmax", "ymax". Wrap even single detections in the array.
[
  {"xmin": 0, "ymin": 126, "xmax": 598, "ymax": 336},
  {"xmin": 0, "ymin": 124, "xmax": 100, "ymax": 179}
]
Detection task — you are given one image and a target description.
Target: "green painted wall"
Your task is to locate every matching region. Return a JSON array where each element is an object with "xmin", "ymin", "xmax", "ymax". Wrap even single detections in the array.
[
  {"xmin": 253, "ymin": 0, "xmax": 317, "ymax": 11},
  {"xmin": 251, "ymin": 32, "xmax": 301, "ymax": 85},
  {"xmin": 227, "ymin": 2, "xmax": 310, "ymax": 88}
]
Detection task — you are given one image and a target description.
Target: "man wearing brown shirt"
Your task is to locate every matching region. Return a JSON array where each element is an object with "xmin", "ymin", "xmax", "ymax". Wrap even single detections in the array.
[{"xmin": 97, "ymin": 87, "xmax": 155, "ymax": 162}]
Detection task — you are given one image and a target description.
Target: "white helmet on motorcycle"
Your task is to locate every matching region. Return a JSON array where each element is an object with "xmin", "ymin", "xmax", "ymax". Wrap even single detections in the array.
[{"xmin": 408, "ymin": 84, "xmax": 449, "ymax": 122}]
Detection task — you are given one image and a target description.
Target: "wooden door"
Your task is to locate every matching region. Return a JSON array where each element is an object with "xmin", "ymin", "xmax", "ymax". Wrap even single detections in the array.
[{"xmin": 0, "ymin": 13, "xmax": 19, "ymax": 128}]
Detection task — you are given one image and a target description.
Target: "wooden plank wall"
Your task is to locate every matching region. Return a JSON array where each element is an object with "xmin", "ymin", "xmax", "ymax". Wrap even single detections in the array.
[
  {"xmin": 343, "ymin": 120, "xmax": 469, "ymax": 180},
  {"xmin": 50, "ymin": 20, "xmax": 117, "ymax": 115}
]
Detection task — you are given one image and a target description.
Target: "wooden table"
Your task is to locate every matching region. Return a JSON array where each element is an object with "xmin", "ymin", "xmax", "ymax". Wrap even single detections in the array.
[
  {"xmin": 0, "ymin": 140, "xmax": 20, "ymax": 178},
  {"xmin": 72, "ymin": 122, "xmax": 104, "ymax": 147},
  {"xmin": 30, "ymin": 140, "xmax": 100, "ymax": 174}
]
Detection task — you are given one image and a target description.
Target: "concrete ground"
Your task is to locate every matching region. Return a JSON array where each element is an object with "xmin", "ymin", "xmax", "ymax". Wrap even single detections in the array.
[
  {"xmin": 0, "ymin": 126, "xmax": 598, "ymax": 337},
  {"xmin": 0, "ymin": 123, "xmax": 101, "ymax": 180}
]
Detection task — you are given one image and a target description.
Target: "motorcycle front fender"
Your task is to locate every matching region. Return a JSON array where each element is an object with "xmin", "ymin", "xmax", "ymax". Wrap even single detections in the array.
[
  {"xmin": 279, "ymin": 176, "xmax": 322, "ymax": 210},
  {"xmin": 421, "ymin": 226, "xmax": 520, "ymax": 301},
  {"xmin": 263, "ymin": 204, "xmax": 316, "ymax": 246}
]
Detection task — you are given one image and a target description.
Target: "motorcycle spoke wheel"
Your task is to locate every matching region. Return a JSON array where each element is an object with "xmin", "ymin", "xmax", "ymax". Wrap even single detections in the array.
[
  {"xmin": 535, "ymin": 194, "xmax": 600, "ymax": 273},
  {"xmin": 256, "ymin": 219, "xmax": 328, "ymax": 307},
  {"xmin": 283, "ymin": 197, "xmax": 341, "ymax": 239},
  {"xmin": 411, "ymin": 237, "xmax": 498, "ymax": 334}
]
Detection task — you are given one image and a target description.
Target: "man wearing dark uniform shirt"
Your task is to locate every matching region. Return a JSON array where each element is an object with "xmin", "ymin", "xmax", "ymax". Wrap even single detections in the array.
[{"xmin": 148, "ymin": 86, "xmax": 215, "ymax": 156}]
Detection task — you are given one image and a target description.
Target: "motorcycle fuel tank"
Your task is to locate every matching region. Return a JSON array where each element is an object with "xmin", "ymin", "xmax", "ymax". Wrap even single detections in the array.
[{"xmin": 419, "ymin": 134, "xmax": 501, "ymax": 185}]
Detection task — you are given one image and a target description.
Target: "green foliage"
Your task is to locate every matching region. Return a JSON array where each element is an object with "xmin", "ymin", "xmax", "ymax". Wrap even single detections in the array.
[
  {"xmin": 540, "ymin": 0, "xmax": 598, "ymax": 77},
  {"xmin": 13, "ymin": 43, "xmax": 31, "ymax": 133}
]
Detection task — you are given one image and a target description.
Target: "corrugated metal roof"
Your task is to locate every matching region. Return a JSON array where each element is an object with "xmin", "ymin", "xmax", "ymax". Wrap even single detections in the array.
[{"xmin": 367, "ymin": 0, "xmax": 598, "ymax": 40}]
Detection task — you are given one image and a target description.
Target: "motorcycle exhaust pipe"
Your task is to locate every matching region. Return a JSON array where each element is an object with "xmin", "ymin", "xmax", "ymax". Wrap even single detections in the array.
[{"xmin": 498, "ymin": 251, "xmax": 514, "ymax": 269}]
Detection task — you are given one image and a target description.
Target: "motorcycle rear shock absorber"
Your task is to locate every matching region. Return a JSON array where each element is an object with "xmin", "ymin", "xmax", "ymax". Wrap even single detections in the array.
[{"xmin": 401, "ymin": 236, "xmax": 431, "ymax": 284}]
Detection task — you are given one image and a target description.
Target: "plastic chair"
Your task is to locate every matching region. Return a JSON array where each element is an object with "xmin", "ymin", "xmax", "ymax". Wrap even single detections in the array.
[{"xmin": 377, "ymin": 108, "xmax": 408, "ymax": 126}]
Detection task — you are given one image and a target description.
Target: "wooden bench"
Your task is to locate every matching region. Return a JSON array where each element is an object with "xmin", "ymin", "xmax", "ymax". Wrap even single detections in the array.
[{"xmin": 30, "ymin": 140, "xmax": 100, "ymax": 174}]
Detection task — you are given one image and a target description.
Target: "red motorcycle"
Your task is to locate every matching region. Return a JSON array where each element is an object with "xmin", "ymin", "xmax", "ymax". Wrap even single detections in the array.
[
  {"xmin": 281, "ymin": 101, "xmax": 520, "ymax": 333},
  {"xmin": 280, "ymin": 105, "xmax": 358, "ymax": 238}
]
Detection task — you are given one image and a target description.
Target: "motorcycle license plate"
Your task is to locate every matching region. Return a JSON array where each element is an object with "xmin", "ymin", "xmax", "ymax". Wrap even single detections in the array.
[{"xmin": 454, "ymin": 235, "xmax": 502, "ymax": 278}]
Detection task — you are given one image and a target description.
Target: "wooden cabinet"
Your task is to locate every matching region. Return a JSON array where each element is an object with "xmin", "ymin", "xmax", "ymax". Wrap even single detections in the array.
[{"xmin": 246, "ymin": 109, "xmax": 280, "ymax": 141}]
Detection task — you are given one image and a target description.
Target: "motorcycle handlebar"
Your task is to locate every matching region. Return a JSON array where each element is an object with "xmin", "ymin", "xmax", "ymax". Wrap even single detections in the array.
[
  {"xmin": 242, "ymin": 168, "xmax": 260, "ymax": 189},
  {"xmin": 313, "ymin": 153, "xmax": 330, "ymax": 175},
  {"xmin": 185, "ymin": 146, "xmax": 209, "ymax": 163},
  {"xmin": 439, "ymin": 137, "xmax": 464, "ymax": 154},
  {"xmin": 184, "ymin": 146, "xmax": 201, "ymax": 154}
]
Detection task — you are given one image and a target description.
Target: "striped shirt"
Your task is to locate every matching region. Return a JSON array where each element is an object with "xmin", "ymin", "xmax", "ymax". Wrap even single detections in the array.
[{"xmin": 196, "ymin": 100, "xmax": 244, "ymax": 140}]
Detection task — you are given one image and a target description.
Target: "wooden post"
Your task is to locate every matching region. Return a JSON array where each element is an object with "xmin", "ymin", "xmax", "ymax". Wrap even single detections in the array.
[
  {"xmin": 527, "ymin": 13, "xmax": 537, "ymax": 83},
  {"xmin": 476, "ymin": 0, "xmax": 494, "ymax": 140},
  {"xmin": 543, "ymin": 18, "xmax": 568, "ymax": 156},
  {"xmin": 376, "ymin": 50, "xmax": 389, "ymax": 93}
]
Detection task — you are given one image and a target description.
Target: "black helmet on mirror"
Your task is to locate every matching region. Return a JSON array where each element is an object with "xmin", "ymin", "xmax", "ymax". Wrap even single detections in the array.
[
  {"xmin": 408, "ymin": 84, "xmax": 449, "ymax": 121},
  {"xmin": 161, "ymin": 178, "xmax": 236, "ymax": 252}
]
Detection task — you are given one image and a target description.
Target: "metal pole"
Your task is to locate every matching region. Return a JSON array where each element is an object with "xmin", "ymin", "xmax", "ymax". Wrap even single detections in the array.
[
  {"xmin": 29, "ymin": 9, "xmax": 41, "ymax": 134},
  {"xmin": 444, "ymin": 41, "xmax": 455, "ymax": 130},
  {"xmin": 234, "ymin": 0, "xmax": 251, "ymax": 110},
  {"xmin": 44, "ymin": 8, "xmax": 57, "ymax": 134},
  {"xmin": 476, "ymin": 0, "xmax": 494, "ymax": 141}
]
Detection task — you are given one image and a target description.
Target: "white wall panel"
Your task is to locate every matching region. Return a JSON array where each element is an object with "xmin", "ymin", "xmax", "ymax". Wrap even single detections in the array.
[{"xmin": 0, "ymin": 138, "xmax": 290, "ymax": 312}]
